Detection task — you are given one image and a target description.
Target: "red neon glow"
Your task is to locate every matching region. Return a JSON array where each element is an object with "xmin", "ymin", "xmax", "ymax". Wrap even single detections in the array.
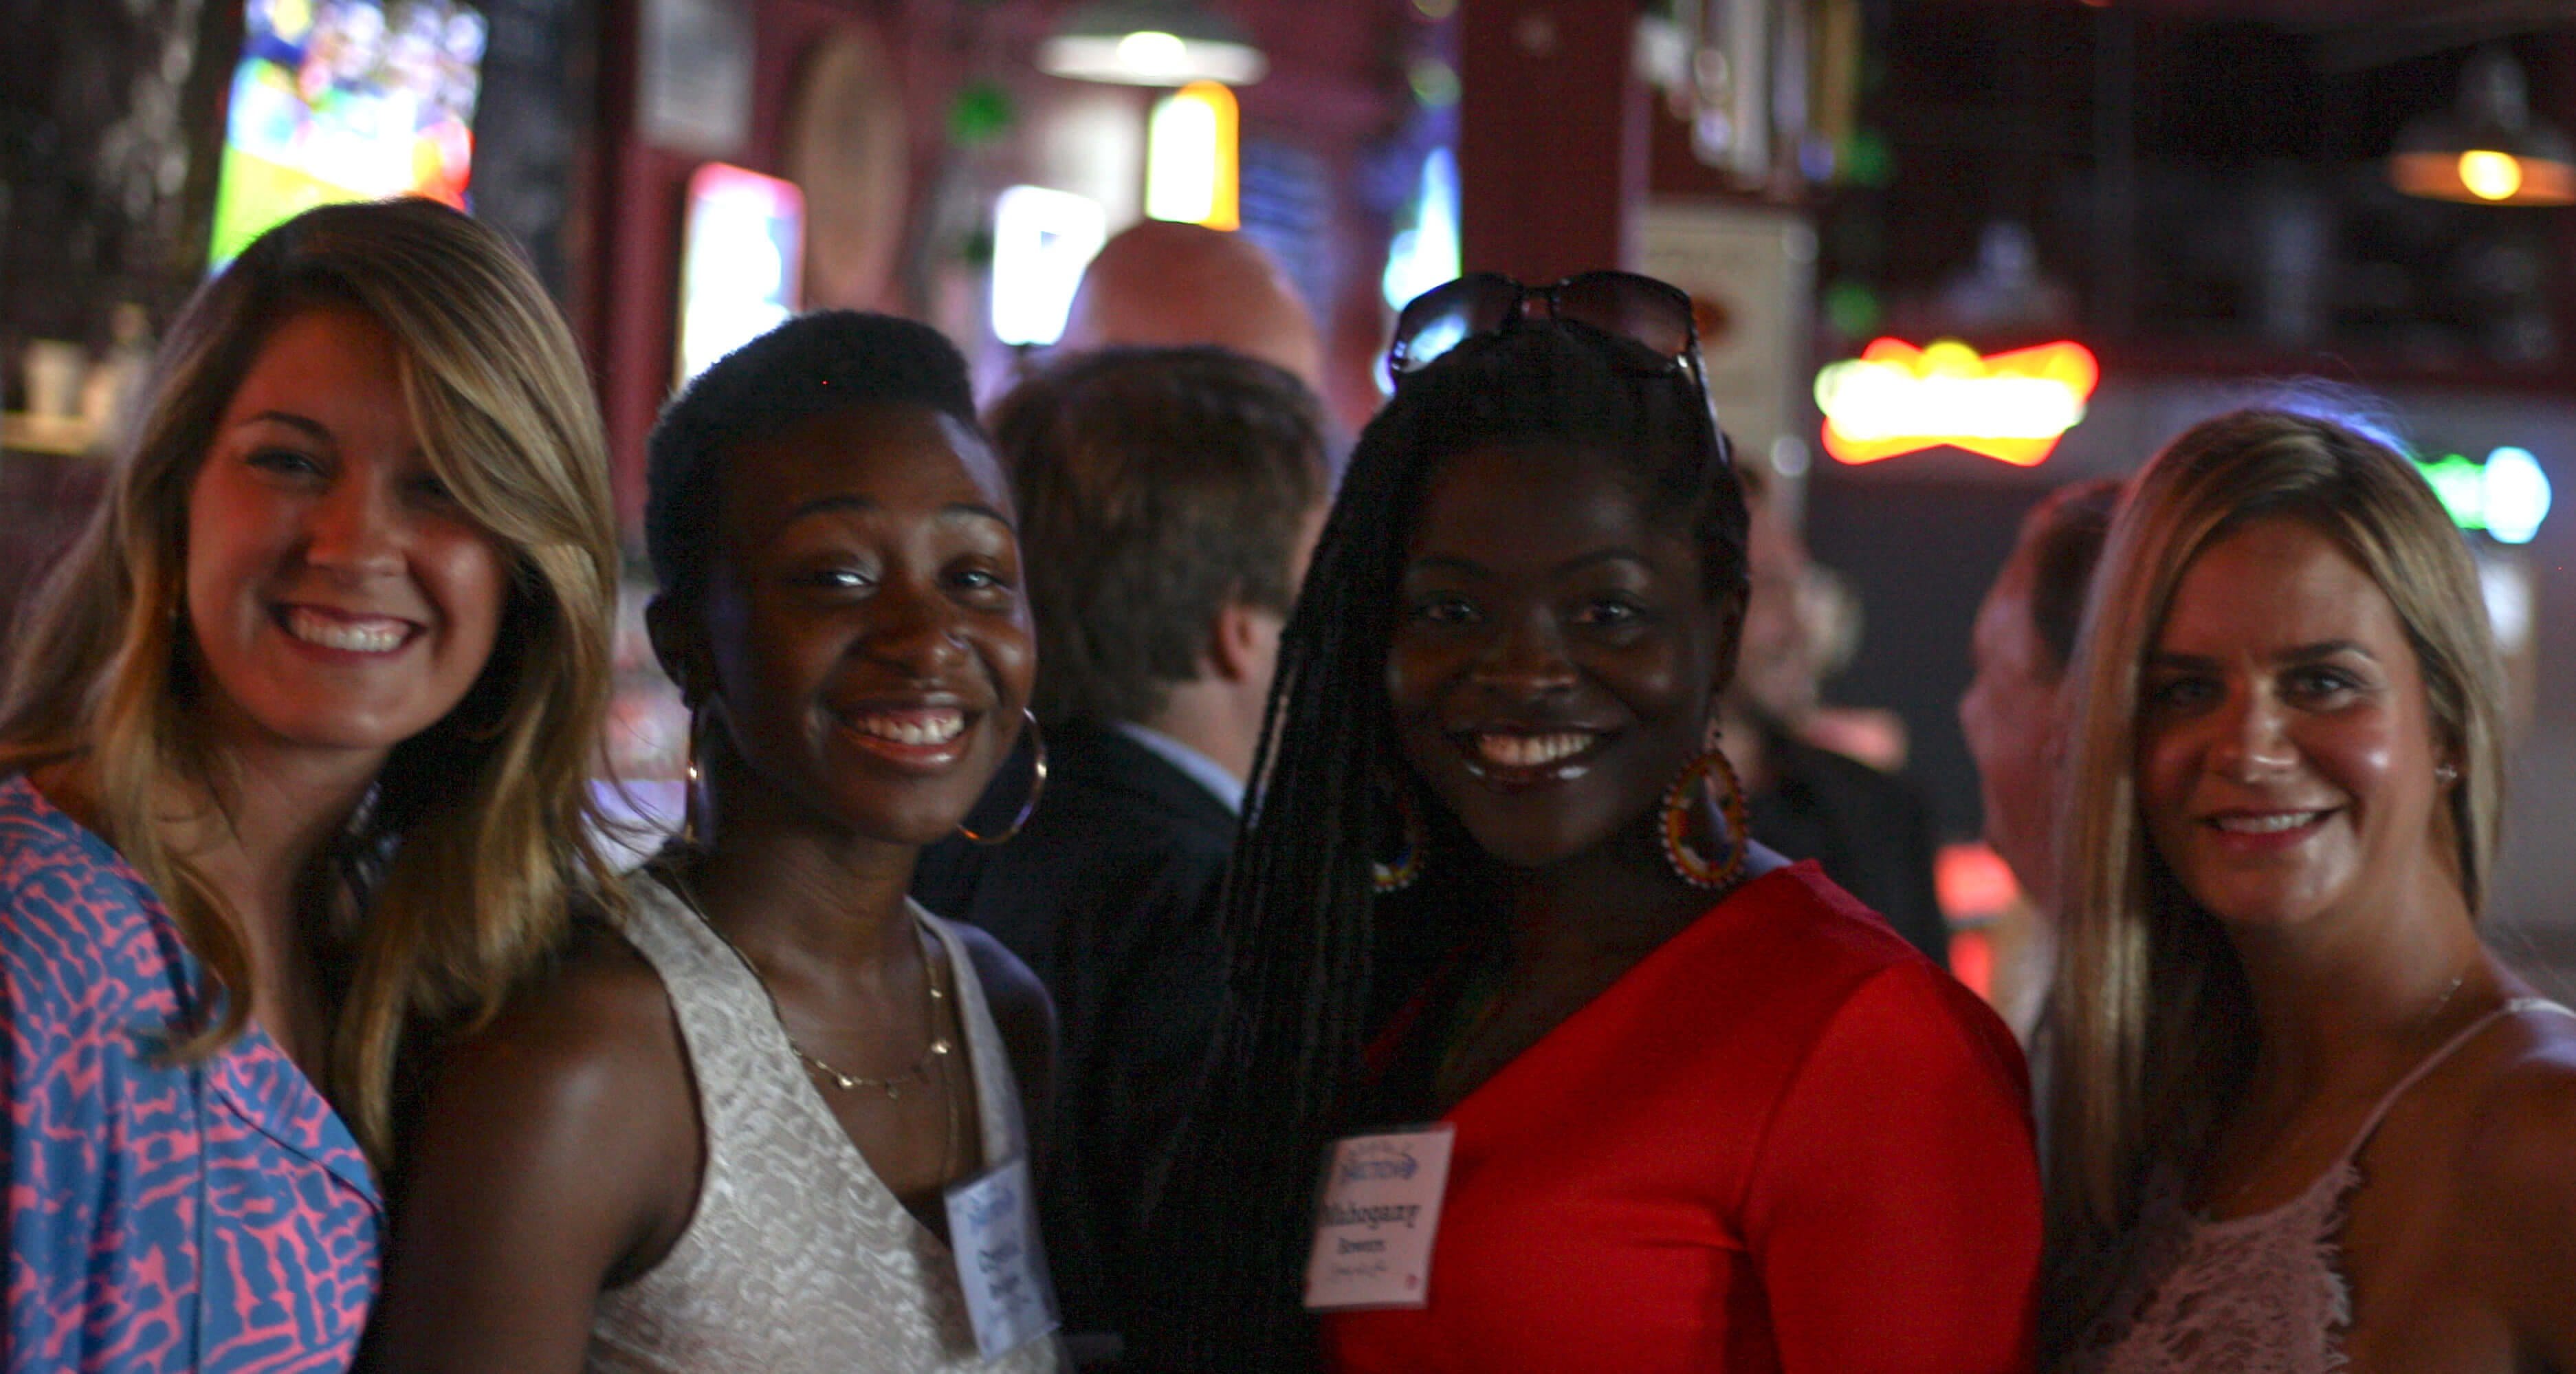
[
  {"xmin": 1814, "ymin": 338, "xmax": 2100, "ymax": 466},
  {"xmin": 1935, "ymin": 841, "xmax": 2023, "ymax": 924}
]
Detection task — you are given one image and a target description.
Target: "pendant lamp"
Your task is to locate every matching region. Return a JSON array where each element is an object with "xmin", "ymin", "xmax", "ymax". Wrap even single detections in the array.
[
  {"xmin": 2388, "ymin": 47, "xmax": 2576, "ymax": 206},
  {"xmin": 1037, "ymin": 0, "xmax": 1268, "ymax": 87}
]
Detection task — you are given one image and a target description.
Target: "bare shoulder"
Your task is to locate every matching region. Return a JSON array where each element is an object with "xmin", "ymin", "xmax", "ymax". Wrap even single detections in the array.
[
  {"xmin": 938, "ymin": 917, "xmax": 1057, "ymax": 1131},
  {"xmin": 373, "ymin": 923, "xmax": 703, "ymax": 1373},
  {"xmin": 945, "ymin": 918, "xmax": 1057, "ymax": 1048},
  {"xmin": 2455, "ymin": 1003, "xmax": 2576, "ymax": 1199},
  {"xmin": 405, "ymin": 918, "xmax": 701, "ymax": 1221},
  {"xmin": 432, "ymin": 920, "xmax": 690, "ymax": 1114},
  {"xmin": 2447, "ymin": 1003, "xmax": 2576, "ymax": 1354}
]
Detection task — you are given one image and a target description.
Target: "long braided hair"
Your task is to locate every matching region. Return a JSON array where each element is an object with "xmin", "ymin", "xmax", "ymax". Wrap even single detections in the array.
[{"xmin": 1145, "ymin": 319, "xmax": 1746, "ymax": 1368}]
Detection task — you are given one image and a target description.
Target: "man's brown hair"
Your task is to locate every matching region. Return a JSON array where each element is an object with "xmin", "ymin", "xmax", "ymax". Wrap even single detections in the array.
[{"xmin": 991, "ymin": 345, "xmax": 1330, "ymax": 728}]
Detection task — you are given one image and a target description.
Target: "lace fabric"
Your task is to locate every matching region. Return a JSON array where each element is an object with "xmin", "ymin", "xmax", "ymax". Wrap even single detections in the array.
[
  {"xmin": 586, "ymin": 875, "xmax": 1061, "ymax": 1373},
  {"xmin": 2071, "ymin": 1160, "xmax": 2359, "ymax": 1373},
  {"xmin": 2072, "ymin": 999, "xmax": 2573, "ymax": 1374}
]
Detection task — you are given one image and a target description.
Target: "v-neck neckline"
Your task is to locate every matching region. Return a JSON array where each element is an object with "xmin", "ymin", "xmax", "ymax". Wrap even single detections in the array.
[
  {"xmin": 1373, "ymin": 865, "xmax": 1805, "ymax": 1129},
  {"xmin": 782, "ymin": 911, "xmax": 992, "ymax": 1248},
  {"xmin": 8, "ymin": 773, "xmax": 384, "ymax": 1209},
  {"xmin": 652, "ymin": 871, "xmax": 1009, "ymax": 1255}
]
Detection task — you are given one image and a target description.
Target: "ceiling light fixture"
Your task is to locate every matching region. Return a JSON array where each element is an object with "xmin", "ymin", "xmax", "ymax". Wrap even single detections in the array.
[
  {"xmin": 2389, "ymin": 47, "xmax": 2576, "ymax": 207},
  {"xmin": 1037, "ymin": 1, "xmax": 1268, "ymax": 88}
]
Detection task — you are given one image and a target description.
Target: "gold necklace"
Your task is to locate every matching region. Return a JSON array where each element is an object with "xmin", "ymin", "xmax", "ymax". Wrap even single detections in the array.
[
  {"xmin": 658, "ymin": 866, "xmax": 969, "ymax": 1186},
  {"xmin": 783, "ymin": 939, "xmax": 954, "ymax": 1101},
  {"xmin": 661, "ymin": 869, "xmax": 956, "ymax": 1096},
  {"xmin": 2212, "ymin": 970, "xmax": 2470, "ymax": 1209}
]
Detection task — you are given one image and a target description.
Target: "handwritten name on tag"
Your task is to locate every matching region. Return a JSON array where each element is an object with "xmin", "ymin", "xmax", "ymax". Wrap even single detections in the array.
[
  {"xmin": 1303, "ymin": 1126, "xmax": 1455, "ymax": 1312},
  {"xmin": 945, "ymin": 1157, "xmax": 1060, "ymax": 1360}
]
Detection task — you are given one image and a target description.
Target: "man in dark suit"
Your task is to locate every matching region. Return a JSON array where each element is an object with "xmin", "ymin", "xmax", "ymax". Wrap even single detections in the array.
[{"xmin": 913, "ymin": 347, "xmax": 1330, "ymax": 1362}]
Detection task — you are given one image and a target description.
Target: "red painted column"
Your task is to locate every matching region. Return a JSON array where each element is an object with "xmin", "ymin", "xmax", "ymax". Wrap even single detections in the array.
[{"xmin": 1456, "ymin": 0, "xmax": 1650, "ymax": 281}]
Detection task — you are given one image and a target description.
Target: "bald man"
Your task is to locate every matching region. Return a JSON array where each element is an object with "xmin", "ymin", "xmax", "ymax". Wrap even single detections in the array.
[{"xmin": 1058, "ymin": 221, "xmax": 1325, "ymax": 395}]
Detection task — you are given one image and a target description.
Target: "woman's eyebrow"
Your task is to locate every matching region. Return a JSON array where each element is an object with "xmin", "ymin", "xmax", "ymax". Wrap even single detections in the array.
[
  {"xmin": 2146, "ymin": 641, "xmax": 2377, "ymax": 670},
  {"xmin": 1406, "ymin": 547, "xmax": 1658, "ymax": 580},
  {"xmin": 938, "ymin": 501, "xmax": 1012, "ymax": 527},
  {"xmin": 778, "ymin": 497, "xmax": 1011, "ymax": 527},
  {"xmin": 1407, "ymin": 553, "xmax": 1489, "ymax": 579},
  {"xmin": 2276, "ymin": 639, "xmax": 2376, "ymax": 665},
  {"xmin": 782, "ymin": 494, "xmax": 879, "ymax": 524},
  {"xmin": 1551, "ymin": 547, "xmax": 1655, "ymax": 577},
  {"xmin": 234, "ymin": 411, "xmax": 333, "ymax": 442}
]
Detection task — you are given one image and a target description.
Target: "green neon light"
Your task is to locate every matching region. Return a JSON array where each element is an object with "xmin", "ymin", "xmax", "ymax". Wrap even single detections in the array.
[{"xmin": 2417, "ymin": 454, "xmax": 2489, "ymax": 530}]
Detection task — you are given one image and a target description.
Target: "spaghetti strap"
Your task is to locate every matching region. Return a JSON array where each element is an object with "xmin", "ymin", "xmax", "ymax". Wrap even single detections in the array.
[
  {"xmin": 2078, "ymin": 996, "xmax": 2576, "ymax": 1371},
  {"xmin": 2340, "ymin": 996, "xmax": 2576, "ymax": 1164}
]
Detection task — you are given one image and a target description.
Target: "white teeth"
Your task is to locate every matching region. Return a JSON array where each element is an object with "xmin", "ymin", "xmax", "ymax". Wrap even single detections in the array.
[
  {"xmin": 285, "ymin": 607, "xmax": 407, "ymax": 653},
  {"xmin": 2214, "ymin": 811, "xmax": 2322, "ymax": 834},
  {"xmin": 848, "ymin": 710, "xmax": 965, "ymax": 745},
  {"xmin": 1475, "ymin": 732, "xmax": 1594, "ymax": 769}
]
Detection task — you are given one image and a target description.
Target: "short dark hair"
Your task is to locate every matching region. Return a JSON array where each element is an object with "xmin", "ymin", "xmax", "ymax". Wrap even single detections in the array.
[
  {"xmin": 990, "ymin": 346, "xmax": 1329, "ymax": 728},
  {"xmin": 2021, "ymin": 477, "xmax": 2122, "ymax": 675},
  {"xmin": 646, "ymin": 311, "xmax": 978, "ymax": 602}
]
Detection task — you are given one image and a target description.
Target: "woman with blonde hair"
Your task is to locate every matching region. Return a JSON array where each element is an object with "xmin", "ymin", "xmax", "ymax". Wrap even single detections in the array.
[
  {"xmin": 1, "ymin": 197, "xmax": 621, "ymax": 1373},
  {"xmin": 2042, "ymin": 407, "xmax": 2576, "ymax": 1371}
]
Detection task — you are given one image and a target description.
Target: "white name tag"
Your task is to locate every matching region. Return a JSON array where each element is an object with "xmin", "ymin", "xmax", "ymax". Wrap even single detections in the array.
[
  {"xmin": 945, "ymin": 1157, "xmax": 1060, "ymax": 1360},
  {"xmin": 1301, "ymin": 1126, "xmax": 1455, "ymax": 1312}
]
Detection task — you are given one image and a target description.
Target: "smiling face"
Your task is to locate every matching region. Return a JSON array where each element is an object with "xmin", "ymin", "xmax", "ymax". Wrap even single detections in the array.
[
  {"xmin": 687, "ymin": 402, "xmax": 1035, "ymax": 847},
  {"xmin": 184, "ymin": 305, "xmax": 509, "ymax": 764},
  {"xmin": 2135, "ymin": 515, "xmax": 2454, "ymax": 935},
  {"xmin": 1385, "ymin": 441, "xmax": 1732, "ymax": 873}
]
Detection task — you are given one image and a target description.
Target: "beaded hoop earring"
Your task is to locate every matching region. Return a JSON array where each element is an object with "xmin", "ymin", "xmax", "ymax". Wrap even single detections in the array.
[
  {"xmin": 1371, "ymin": 778, "xmax": 1426, "ymax": 893},
  {"xmin": 1660, "ymin": 741, "xmax": 1750, "ymax": 891},
  {"xmin": 957, "ymin": 709, "xmax": 1048, "ymax": 846}
]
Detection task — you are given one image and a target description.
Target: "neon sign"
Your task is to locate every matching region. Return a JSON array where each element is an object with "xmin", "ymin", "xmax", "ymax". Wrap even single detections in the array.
[
  {"xmin": 2417, "ymin": 446, "xmax": 2553, "ymax": 544},
  {"xmin": 1814, "ymin": 338, "xmax": 2099, "ymax": 466}
]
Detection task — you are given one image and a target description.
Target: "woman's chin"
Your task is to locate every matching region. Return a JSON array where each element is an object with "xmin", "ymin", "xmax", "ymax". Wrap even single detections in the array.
[
  {"xmin": 824, "ymin": 797, "xmax": 985, "ymax": 851},
  {"xmin": 1448, "ymin": 816, "xmax": 1609, "ymax": 875}
]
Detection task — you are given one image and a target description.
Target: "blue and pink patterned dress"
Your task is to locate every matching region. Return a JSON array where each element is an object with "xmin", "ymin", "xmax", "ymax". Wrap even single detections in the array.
[{"xmin": 3, "ymin": 774, "xmax": 379, "ymax": 1373}]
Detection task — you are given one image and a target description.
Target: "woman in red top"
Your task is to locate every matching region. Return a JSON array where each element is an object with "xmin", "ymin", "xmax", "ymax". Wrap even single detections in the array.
[{"xmin": 1145, "ymin": 274, "xmax": 2039, "ymax": 1372}]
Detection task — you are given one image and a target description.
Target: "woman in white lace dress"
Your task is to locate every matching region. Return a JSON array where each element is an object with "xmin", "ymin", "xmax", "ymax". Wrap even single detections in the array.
[
  {"xmin": 371, "ymin": 313, "xmax": 1061, "ymax": 1373},
  {"xmin": 2038, "ymin": 407, "xmax": 2576, "ymax": 1373}
]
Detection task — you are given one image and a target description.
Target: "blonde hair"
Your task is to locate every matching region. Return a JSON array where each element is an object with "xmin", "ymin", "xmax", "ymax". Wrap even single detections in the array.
[
  {"xmin": 0, "ymin": 197, "xmax": 624, "ymax": 1165},
  {"xmin": 2037, "ymin": 407, "xmax": 2507, "ymax": 1353}
]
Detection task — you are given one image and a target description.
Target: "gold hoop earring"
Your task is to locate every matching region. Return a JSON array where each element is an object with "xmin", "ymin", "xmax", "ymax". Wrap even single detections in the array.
[
  {"xmin": 1661, "ymin": 739, "xmax": 1750, "ymax": 891},
  {"xmin": 1372, "ymin": 775, "xmax": 1426, "ymax": 893},
  {"xmin": 958, "ymin": 709, "xmax": 1047, "ymax": 846},
  {"xmin": 680, "ymin": 708, "xmax": 707, "ymax": 847}
]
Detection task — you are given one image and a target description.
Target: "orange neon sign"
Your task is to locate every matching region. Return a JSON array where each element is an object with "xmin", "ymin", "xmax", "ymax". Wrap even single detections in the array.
[{"xmin": 1814, "ymin": 338, "xmax": 2100, "ymax": 466}]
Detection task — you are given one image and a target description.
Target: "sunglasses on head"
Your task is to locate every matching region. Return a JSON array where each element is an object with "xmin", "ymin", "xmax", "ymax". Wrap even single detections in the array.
[{"xmin": 1385, "ymin": 270, "xmax": 1710, "ymax": 397}]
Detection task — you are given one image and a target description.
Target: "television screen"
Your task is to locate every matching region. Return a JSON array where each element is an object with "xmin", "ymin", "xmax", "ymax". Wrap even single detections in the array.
[{"xmin": 207, "ymin": 0, "xmax": 486, "ymax": 270}]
